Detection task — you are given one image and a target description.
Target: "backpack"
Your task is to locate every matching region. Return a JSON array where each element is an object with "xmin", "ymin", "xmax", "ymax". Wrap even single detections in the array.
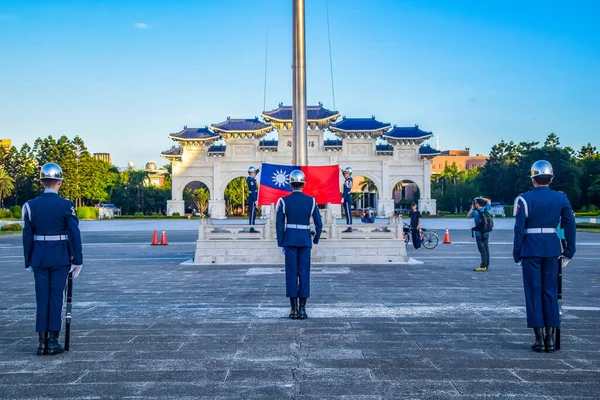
[{"xmin": 475, "ymin": 209, "xmax": 494, "ymax": 233}]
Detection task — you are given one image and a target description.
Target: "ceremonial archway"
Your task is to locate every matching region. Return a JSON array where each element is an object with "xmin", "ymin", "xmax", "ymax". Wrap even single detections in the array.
[{"xmin": 183, "ymin": 181, "xmax": 210, "ymax": 215}]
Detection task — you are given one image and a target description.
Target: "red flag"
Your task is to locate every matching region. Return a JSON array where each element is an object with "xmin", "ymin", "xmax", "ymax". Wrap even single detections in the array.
[
  {"xmin": 301, "ymin": 165, "xmax": 342, "ymax": 205},
  {"xmin": 258, "ymin": 163, "xmax": 341, "ymax": 206}
]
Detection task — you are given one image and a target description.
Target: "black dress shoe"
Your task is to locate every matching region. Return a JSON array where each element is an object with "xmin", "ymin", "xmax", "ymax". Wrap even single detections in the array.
[
  {"xmin": 36, "ymin": 332, "xmax": 48, "ymax": 356},
  {"xmin": 298, "ymin": 298, "xmax": 308, "ymax": 320},
  {"xmin": 47, "ymin": 331, "xmax": 65, "ymax": 355},
  {"xmin": 343, "ymin": 227, "xmax": 353, "ymax": 233},
  {"xmin": 531, "ymin": 328, "xmax": 544, "ymax": 352},
  {"xmin": 289, "ymin": 297, "xmax": 298, "ymax": 319},
  {"xmin": 249, "ymin": 228, "xmax": 259, "ymax": 233},
  {"xmin": 545, "ymin": 327, "xmax": 556, "ymax": 352}
]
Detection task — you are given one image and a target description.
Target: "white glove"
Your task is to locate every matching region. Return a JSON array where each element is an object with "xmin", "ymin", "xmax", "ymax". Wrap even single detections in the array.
[
  {"xmin": 26, "ymin": 267, "xmax": 33, "ymax": 273},
  {"xmin": 280, "ymin": 247, "xmax": 285, "ymax": 255},
  {"xmin": 558, "ymin": 256, "xmax": 571, "ymax": 268},
  {"xmin": 70, "ymin": 264, "xmax": 83, "ymax": 278}
]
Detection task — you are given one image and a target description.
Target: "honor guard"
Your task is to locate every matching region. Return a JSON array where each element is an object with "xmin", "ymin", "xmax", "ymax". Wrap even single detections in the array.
[
  {"xmin": 342, "ymin": 167, "xmax": 353, "ymax": 232},
  {"xmin": 513, "ymin": 160, "xmax": 576, "ymax": 352},
  {"xmin": 246, "ymin": 166, "xmax": 260, "ymax": 233},
  {"xmin": 22, "ymin": 163, "xmax": 83, "ymax": 355},
  {"xmin": 276, "ymin": 170, "xmax": 323, "ymax": 319}
]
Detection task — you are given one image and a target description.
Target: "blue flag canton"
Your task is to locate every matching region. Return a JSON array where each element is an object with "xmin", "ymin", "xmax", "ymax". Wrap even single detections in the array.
[{"xmin": 260, "ymin": 163, "xmax": 300, "ymax": 191}]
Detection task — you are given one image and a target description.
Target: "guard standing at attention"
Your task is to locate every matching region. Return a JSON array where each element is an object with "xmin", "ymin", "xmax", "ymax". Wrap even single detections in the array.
[
  {"xmin": 22, "ymin": 163, "xmax": 83, "ymax": 355},
  {"xmin": 341, "ymin": 167, "xmax": 353, "ymax": 232},
  {"xmin": 513, "ymin": 160, "xmax": 576, "ymax": 353},
  {"xmin": 246, "ymin": 166, "xmax": 260, "ymax": 233},
  {"xmin": 276, "ymin": 170, "xmax": 323, "ymax": 320}
]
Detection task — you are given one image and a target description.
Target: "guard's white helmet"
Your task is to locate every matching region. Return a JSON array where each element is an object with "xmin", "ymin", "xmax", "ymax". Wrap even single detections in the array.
[
  {"xmin": 344, "ymin": 167, "xmax": 353, "ymax": 175},
  {"xmin": 248, "ymin": 166, "xmax": 257, "ymax": 174},
  {"xmin": 531, "ymin": 160, "xmax": 554, "ymax": 178},
  {"xmin": 289, "ymin": 170, "xmax": 306, "ymax": 184},
  {"xmin": 40, "ymin": 163, "xmax": 63, "ymax": 181}
]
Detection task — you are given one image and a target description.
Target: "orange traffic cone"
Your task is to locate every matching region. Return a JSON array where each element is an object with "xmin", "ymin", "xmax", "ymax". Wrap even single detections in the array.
[
  {"xmin": 443, "ymin": 228, "xmax": 452, "ymax": 244},
  {"xmin": 160, "ymin": 230, "xmax": 168, "ymax": 246},
  {"xmin": 151, "ymin": 230, "xmax": 159, "ymax": 246}
]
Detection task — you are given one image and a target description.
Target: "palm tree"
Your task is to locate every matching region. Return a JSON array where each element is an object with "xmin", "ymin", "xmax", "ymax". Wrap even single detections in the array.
[
  {"xmin": 0, "ymin": 168, "xmax": 15, "ymax": 208},
  {"xmin": 128, "ymin": 170, "xmax": 149, "ymax": 212}
]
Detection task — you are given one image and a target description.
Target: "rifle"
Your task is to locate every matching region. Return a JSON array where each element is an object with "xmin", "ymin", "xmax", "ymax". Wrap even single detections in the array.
[
  {"xmin": 64, "ymin": 272, "xmax": 73, "ymax": 351},
  {"xmin": 556, "ymin": 256, "xmax": 563, "ymax": 350}
]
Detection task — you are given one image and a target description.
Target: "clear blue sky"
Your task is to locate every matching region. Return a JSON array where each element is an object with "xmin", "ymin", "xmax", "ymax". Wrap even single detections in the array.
[{"xmin": 1, "ymin": 0, "xmax": 598, "ymax": 168}]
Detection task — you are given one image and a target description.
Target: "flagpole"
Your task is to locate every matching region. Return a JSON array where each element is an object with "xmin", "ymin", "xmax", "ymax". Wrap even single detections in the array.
[{"xmin": 292, "ymin": 0, "xmax": 308, "ymax": 166}]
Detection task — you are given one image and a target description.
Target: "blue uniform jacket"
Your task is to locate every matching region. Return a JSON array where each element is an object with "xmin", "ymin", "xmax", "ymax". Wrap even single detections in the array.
[
  {"xmin": 22, "ymin": 191, "xmax": 83, "ymax": 268},
  {"xmin": 513, "ymin": 187, "xmax": 576, "ymax": 262},
  {"xmin": 342, "ymin": 177, "xmax": 353, "ymax": 201},
  {"xmin": 246, "ymin": 176, "xmax": 258, "ymax": 203},
  {"xmin": 276, "ymin": 191, "xmax": 323, "ymax": 248}
]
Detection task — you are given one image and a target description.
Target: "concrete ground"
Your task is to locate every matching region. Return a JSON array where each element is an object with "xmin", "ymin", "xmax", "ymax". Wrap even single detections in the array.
[{"xmin": 0, "ymin": 227, "xmax": 599, "ymax": 399}]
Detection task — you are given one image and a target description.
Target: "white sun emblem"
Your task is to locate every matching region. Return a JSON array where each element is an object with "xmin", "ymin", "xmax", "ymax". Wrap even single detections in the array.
[{"xmin": 272, "ymin": 169, "xmax": 290, "ymax": 188}]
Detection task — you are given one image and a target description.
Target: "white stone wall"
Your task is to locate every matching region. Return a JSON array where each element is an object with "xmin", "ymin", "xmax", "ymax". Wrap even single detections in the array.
[{"xmin": 167, "ymin": 128, "xmax": 436, "ymax": 217}]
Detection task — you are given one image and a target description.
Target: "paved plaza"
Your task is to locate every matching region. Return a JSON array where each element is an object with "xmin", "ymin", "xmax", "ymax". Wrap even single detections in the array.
[{"xmin": 1, "ymin": 222, "xmax": 599, "ymax": 399}]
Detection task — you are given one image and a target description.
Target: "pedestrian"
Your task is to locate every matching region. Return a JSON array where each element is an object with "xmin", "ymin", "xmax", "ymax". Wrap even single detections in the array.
[
  {"xmin": 513, "ymin": 160, "xmax": 576, "ymax": 352},
  {"xmin": 246, "ymin": 166, "xmax": 260, "ymax": 233},
  {"xmin": 22, "ymin": 163, "xmax": 83, "ymax": 355},
  {"xmin": 276, "ymin": 170, "xmax": 323, "ymax": 320},
  {"xmin": 341, "ymin": 167, "xmax": 353, "ymax": 232},
  {"xmin": 468, "ymin": 197, "xmax": 493, "ymax": 271},
  {"xmin": 409, "ymin": 203, "xmax": 422, "ymax": 249},
  {"xmin": 361, "ymin": 209, "xmax": 375, "ymax": 223}
]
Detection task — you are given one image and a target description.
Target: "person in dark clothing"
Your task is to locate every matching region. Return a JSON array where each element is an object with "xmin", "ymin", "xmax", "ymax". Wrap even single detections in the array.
[
  {"xmin": 468, "ymin": 197, "xmax": 492, "ymax": 271},
  {"xmin": 409, "ymin": 203, "xmax": 421, "ymax": 249}
]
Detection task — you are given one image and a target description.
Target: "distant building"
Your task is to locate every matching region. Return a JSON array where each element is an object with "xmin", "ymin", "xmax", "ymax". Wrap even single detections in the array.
[
  {"xmin": 0, "ymin": 139, "xmax": 11, "ymax": 150},
  {"xmin": 93, "ymin": 153, "xmax": 112, "ymax": 165},
  {"xmin": 144, "ymin": 161, "xmax": 168, "ymax": 187},
  {"xmin": 430, "ymin": 148, "xmax": 488, "ymax": 175}
]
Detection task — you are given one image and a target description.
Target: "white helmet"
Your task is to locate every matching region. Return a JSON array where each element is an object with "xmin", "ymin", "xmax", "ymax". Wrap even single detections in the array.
[
  {"xmin": 289, "ymin": 170, "xmax": 306, "ymax": 185},
  {"xmin": 531, "ymin": 160, "xmax": 554, "ymax": 178},
  {"xmin": 344, "ymin": 167, "xmax": 353, "ymax": 175},
  {"xmin": 40, "ymin": 163, "xmax": 63, "ymax": 181}
]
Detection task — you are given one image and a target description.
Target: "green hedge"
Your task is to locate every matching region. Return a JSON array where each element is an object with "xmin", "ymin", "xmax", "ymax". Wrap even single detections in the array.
[
  {"xmin": 9, "ymin": 205, "xmax": 22, "ymax": 219},
  {"xmin": 0, "ymin": 209, "xmax": 13, "ymax": 218},
  {"xmin": 76, "ymin": 207, "xmax": 99, "ymax": 220},
  {"xmin": 576, "ymin": 222, "xmax": 600, "ymax": 230},
  {"xmin": 1, "ymin": 223, "xmax": 22, "ymax": 231}
]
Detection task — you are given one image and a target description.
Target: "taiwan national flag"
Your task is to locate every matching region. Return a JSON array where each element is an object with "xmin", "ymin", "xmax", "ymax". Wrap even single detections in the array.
[{"xmin": 258, "ymin": 163, "xmax": 342, "ymax": 206}]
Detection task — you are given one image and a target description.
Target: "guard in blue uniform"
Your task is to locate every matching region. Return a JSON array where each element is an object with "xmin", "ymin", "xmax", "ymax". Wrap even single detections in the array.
[
  {"xmin": 23, "ymin": 163, "xmax": 83, "ymax": 355},
  {"xmin": 341, "ymin": 167, "xmax": 353, "ymax": 232},
  {"xmin": 513, "ymin": 160, "xmax": 576, "ymax": 352},
  {"xmin": 246, "ymin": 166, "xmax": 260, "ymax": 233},
  {"xmin": 276, "ymin": 170, "xmax": 323, "ymax": 320}
]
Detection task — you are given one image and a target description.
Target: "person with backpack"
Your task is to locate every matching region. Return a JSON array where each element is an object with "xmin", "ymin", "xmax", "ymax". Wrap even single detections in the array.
[{"xmin": 468, "ymin": 197, "xmax": 493, "ymax": 271}]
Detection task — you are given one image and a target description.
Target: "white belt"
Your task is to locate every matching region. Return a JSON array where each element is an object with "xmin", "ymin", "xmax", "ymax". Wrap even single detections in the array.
[
  {"xmin": 34, "ymin": 235, "xmax": 68, "ymax": 241},
  {"xmin": 285, "ymin": 224, "xmax": 311, "ymax": 230},
  {"xmin": 525, "ymin": 228, "xmax": 556, "ymax": 234}
]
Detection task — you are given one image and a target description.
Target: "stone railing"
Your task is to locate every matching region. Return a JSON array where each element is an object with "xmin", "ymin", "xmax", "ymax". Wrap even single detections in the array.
[{"xmin": 197, "ymin": 204, "xmax": 403, "ymax": 242}]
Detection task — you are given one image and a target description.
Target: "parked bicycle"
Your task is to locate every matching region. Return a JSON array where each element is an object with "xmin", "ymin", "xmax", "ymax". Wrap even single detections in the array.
[{"xmin": 403, "ymin": 222, "xmax": 439, "ymax": 249}]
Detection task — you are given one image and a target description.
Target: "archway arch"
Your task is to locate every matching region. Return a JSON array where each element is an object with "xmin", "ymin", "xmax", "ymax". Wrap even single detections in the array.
[
  {"xmin": 183, "ymin": 181, "xmax": 210, "ymax": 215},
  {"xmin": 351, "ymin": 174, "xmax": 380, "ymax": 215},
  {"xmin": 223, "ymin": 176, "xmax": 251, "ymax": 216},
  {"xmin": 178, "ymin": 177, "xmax": 213, "ymax": 202},
  {"xmin": 391, "ymin": 177, "xmax": 423, "ymax": 214}
]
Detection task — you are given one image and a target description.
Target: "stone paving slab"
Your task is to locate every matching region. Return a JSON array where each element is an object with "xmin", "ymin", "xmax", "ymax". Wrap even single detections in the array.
[{"xmin": 0, "ymin": 230, "xmax": 599, "ymax": 399}]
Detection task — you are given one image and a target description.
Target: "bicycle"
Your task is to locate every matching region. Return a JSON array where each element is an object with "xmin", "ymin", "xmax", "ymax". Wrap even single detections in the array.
[{"xmin": 403, "ymin": 223, "xmax": 439, "ymax": 249}]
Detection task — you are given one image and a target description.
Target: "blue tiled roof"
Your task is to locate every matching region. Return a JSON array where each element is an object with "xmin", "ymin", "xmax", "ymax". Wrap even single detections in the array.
[
  {"xmin": 211, "ymin": 117, "xmax": 272, "ymax": 132},
  {"xmin": 324, "ymin": 139, "xmax": 343, "ymax": 147},
  {"xmin": 419, "ymin": 144, "xmax": 441, "ymax": 155},
  {"xmin": 208, "ymin": 145, "xmax": 226, "ymax": 152},
  {"xmin": 170, "ymin": 126, "xmax": 218, "ymax": 140},
  {"xmin": 259, "ymin": 139, "xmax": 278, "ymax": 147},
  {"xmin": 263, "ymin": 103, "xmax": 338, "ymax": 121},
  {"xmin": 376, "ymin": 144, "xmax": 393, "ymax": 152},
  {"xmin": 161, "ymin": 146, "xmax": 183, "ymax": 156},
  {"xmin": 330, "ymin": 116, "xmax": 391, "ymax": 132},
  {"xmin": 383, "ymin": 125, "xmax": 433, "ymax": 140}
]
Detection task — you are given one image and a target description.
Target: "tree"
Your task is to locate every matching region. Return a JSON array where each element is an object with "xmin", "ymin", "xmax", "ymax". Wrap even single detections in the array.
[
  {"xmin": 191, "ymin": 187, "xmax": 210, "ymax": 214},
  {"xmin": 543, "ymin": 133, "xmax": 560, "ymax": 149},
  {"xmin": 0, "ymin": 168, "xmax": 15, "ymax": 208},
  {"xmin": 578, "ymin": 143, "xmax": 597, "ymax": 159},
  {"xmin": 224, "ymin": 177, "xmax": 245, "ymax": 215}
]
